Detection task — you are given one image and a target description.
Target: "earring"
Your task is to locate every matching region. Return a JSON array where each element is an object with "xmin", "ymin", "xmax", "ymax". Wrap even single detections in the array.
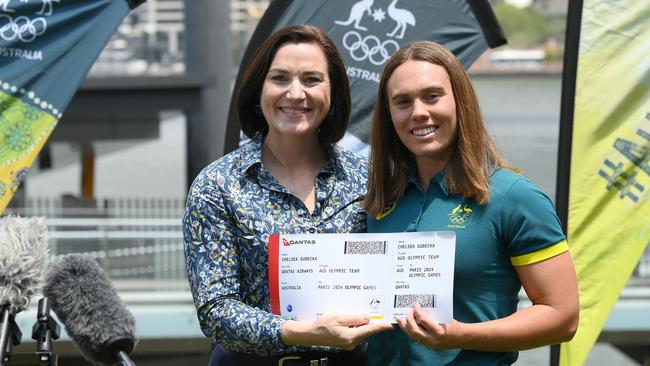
[{"xmin": 255, "ymin": 104, "xmax": 263, "ymax": 116}]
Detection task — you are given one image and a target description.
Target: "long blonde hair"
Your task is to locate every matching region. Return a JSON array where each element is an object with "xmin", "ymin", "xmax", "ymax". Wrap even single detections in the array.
[{"xmin": 365, "ymin": 41, "xmax": 514, "ymax": 215}]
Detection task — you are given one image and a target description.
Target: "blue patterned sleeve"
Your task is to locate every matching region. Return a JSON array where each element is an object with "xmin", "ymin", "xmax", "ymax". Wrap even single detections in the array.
[{"xmin": 182, "ymin": 182, "xmax": 287, "ymax": 352}]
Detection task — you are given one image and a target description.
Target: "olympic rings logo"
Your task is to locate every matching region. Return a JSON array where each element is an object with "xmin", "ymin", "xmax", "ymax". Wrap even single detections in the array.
[
  {"xmin": 448, "ymin": 214, "xmax": 469, "ymax": 224},
  {"xmin": 0, "ymin": 15, "xmax": 47, "ymax": 43},
  {"xmin": 342, "ymin": 31, "xmax": 399, "ymax": 66}
]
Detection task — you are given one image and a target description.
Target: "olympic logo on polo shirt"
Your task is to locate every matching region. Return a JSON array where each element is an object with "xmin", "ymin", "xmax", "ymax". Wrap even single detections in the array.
[{"xmin": 448, "ymin": 203, "xmax": 473, "ymax": 224}]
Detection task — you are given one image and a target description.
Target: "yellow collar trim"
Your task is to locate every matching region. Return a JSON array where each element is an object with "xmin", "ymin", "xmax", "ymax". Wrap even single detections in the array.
[{"xmin": 376, "ymin": 202, "xmax": 397, "ymax": 220}]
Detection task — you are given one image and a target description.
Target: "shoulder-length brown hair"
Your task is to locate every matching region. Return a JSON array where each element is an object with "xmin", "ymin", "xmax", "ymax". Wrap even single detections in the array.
[
  {"xmin": 365, "ymin": 41, "xmax": 514, "ymax": 215},
  {"xmin": 236, "ymin": 24, "xmax": 351, "ymax": 146}
]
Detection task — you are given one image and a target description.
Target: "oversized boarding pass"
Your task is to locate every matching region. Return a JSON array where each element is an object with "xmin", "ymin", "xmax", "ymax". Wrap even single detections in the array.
[{"xmin": 268, "ymin": 231, "xmax": 455, "ymax": 323}]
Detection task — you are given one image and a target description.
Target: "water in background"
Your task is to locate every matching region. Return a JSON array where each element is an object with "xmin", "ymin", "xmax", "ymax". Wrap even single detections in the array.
[{"xmin": 474, "ymin": 73, "xmax": 562, "ymax": 200}]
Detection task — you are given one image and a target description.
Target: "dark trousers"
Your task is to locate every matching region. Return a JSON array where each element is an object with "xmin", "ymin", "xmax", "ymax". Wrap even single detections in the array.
[
  {"xmin": 209, "ymin": 345, "xmax": 367, "ymax": 366},
  {"xmin": 208, "ymin": 346, "xmax": 238, "ymax": 366}
]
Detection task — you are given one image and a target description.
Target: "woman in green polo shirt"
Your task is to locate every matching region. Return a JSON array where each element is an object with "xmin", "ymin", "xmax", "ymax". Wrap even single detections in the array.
[{"xmin": 364, "ymin": 41, "xmax": 579, "ymax": 365}]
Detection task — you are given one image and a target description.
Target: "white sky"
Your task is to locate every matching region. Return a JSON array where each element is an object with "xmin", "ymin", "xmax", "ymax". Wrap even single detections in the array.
[{"xmin": 505, "ymin": 0, "xmax": 533, "ymax": 8}]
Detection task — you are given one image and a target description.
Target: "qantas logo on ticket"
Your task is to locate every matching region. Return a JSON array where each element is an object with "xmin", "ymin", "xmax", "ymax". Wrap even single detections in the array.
[{"xmin": 283, "ymin": 238, "xmax": 316, "ymax": 246}]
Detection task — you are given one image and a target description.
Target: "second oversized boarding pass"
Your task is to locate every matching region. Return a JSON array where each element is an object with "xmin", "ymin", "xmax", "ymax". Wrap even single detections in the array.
[{"xmin": 268, "ymin": 231, "xmax": 455, "ymax": 323}]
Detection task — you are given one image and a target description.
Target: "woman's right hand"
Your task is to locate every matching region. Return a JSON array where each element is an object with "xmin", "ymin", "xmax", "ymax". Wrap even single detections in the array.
[{"xmin": 281, "ymin": 314, "xmax": 393, "ymax": 350}]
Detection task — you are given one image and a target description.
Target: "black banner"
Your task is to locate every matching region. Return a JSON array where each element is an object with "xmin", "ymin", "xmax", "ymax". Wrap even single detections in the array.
[{"xmin": 225, "ymin": 0, "xmax": 506, "ymax": 155}]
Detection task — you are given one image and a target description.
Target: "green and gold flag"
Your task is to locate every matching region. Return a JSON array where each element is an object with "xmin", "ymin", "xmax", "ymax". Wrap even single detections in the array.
[
  {"xmin": 557, "ymin": 1, "xmax": 650, "ymax": 364},
  {"xmin": 0, "ymin": 0, "xmax": 143, "ymax": 213}
]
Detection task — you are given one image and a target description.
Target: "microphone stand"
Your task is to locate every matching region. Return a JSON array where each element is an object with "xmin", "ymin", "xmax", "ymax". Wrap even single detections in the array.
[
  {"xmin": 115, "ymin": 350, "xmax": 136, "ymax": 366},
  {"xmin": 31, "ymin": 298, "xmax": 60, "ymax": 366},
  {"xmin": 100, "ymin": 336, "xmax": 136, "ymax": 366},
  {"xmin": 0, "ymin": 304, "xmax": 22, "ymax": 366}
]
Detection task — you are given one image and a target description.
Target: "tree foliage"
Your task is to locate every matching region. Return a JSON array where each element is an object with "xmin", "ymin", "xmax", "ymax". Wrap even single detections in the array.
[{"xmin": 493, "ymin": 3, "xmax": 550, "ymax": 48}]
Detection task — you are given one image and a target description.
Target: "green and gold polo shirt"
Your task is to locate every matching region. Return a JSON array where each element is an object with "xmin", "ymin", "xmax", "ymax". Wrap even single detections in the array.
[{"xmin": 367, "ymin": 168, "xmax": 567, "ymax": 366}]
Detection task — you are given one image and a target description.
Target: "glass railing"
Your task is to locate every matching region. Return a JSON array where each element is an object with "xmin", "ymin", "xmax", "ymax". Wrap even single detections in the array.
[{"xmin": 4, "ymin": 196, "xmax": 650, "ymax": 289}]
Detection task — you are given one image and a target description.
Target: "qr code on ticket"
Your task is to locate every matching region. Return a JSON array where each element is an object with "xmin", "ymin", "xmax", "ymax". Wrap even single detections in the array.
[
  {"xmin": 343, "ymin": 240, "xmax": 387, "ymax": 255},
  {"xmin": 393, "ymin": 294, "xmax": 436, "ymax": 308}
]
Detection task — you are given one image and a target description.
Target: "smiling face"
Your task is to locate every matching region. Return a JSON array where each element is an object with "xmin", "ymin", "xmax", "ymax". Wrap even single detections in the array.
[
  {"xmin": 387, "ymin": 60, "xmax": 458, "ymax": 165},
  {"xmin": 260, "ymin": 42, "xmax": 331, "ymax": 141}
]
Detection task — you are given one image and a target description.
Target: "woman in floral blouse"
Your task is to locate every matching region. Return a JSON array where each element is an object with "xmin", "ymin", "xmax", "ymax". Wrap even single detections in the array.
[{"xmin": 183, "ymin": 24, "xmax": 392, "ymax": 366}]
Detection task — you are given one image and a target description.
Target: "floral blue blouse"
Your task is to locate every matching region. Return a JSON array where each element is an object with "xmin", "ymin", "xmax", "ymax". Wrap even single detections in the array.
[{"xmin": 182, "ymin": 135, "xmax": 368, "ymax": 356}]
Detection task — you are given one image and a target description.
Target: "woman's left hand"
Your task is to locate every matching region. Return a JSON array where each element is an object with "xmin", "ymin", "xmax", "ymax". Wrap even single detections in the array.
[{"xmin": 395, "ymin": 302, "xmax": 462, "ymax": 350}]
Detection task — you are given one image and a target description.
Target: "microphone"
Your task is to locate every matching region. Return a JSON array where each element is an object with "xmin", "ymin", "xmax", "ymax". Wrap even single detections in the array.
[
  {"xmin": 31, "ymin": 297, "xmax": 61, "ymax": 365},
  {"xmin": 43, "ymin": 254, "xmax": 137, "ymax": 366},
  {"xmin": 0, "ymin": 216, "xmax": 49, "ymax": 365}
]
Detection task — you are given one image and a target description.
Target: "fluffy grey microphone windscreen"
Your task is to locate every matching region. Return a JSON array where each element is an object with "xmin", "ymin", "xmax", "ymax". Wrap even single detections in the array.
[
  {"xmin": 43, "ymin": 254, "xmax": 137, "ymax": 365},
  {"xmin": 0, "ymin": 216, "xmax": 49, "ymax": 311}
]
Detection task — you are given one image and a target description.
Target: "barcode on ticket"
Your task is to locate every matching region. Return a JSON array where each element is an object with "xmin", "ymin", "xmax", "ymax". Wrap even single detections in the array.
[
  {"xmin": 343, "ymin": 240, "xmax": 387, "ymax": 254},
  {"xmin": 393, "ymin": 294, "xmax": 436, "ymax": 308}
]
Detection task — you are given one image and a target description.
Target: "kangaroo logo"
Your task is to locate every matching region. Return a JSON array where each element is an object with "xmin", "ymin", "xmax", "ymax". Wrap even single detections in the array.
[
  {"xmin": 334, "ymin": 0, "xmax": 373, "ymax": 31},
  {"xmin": 334, "ymin": 0, "xmax": 416, "ymax": 68},
  {"xmin": 448, "ymin": 203, "xmax": 473, "ymax": 225},
  {"xmin": 386, "ymin": 0, "xmax": 415, "ymax": 39},
  {"xmin": 369, "ymin": 297, "xmax": 381, "ymax": 312}
]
